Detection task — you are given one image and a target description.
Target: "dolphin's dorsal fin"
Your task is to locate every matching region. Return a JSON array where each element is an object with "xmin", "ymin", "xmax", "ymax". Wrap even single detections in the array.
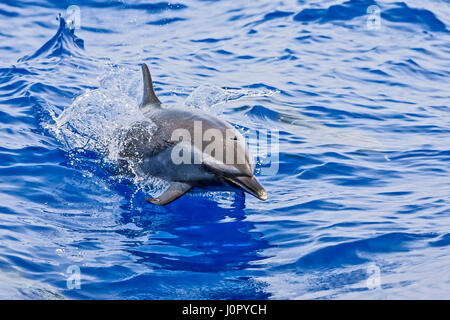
[{"xmin": 140, "ymin": 63, "xmax": 161, "ymax": 108}]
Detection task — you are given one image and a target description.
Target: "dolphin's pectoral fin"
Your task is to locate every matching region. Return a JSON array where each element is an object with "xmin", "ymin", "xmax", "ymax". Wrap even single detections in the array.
[{"xmin": 145, "ymin": 182, "xmax": 192, "ymax": 206}]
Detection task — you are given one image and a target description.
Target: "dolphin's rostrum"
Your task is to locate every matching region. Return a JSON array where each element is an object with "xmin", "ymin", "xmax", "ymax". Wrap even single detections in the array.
[{"xmin": 119, "ymin": 63, "xmax": 267, "ymax": 205}]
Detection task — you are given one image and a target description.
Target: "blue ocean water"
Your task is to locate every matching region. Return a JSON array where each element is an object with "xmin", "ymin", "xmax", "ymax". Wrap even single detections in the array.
[{"xmin": 0, "ymin": 0, "xmax": 449, "ymax": 299}]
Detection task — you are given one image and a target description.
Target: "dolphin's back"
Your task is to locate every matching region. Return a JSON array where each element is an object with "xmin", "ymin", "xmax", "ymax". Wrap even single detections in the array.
[{"xmin": 151, "ymin": 108, "xmax": 233, "ymax": 134}]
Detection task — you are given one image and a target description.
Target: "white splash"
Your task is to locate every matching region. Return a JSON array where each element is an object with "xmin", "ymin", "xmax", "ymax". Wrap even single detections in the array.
[
  {"xmin": 46, "ymin": 66, "xmax": 169, "ymax": 198},
  {"xmin": 184, "ymin": 85, "xmax": 278, "ymax": 113},
  {"xmin": 48, "ymin": 67, "xmax": 145, "ymax": 156}
]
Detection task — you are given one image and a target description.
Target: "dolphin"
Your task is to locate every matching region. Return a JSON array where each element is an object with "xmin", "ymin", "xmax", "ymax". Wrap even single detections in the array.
[{"xmin": 118, "ymin": 63, "xmax": 267, "ymax": 205}]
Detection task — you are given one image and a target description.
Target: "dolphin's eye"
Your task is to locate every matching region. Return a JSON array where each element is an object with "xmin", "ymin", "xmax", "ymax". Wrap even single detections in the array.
[{"xmin": 230, "ymin": 136, "xmax": 238, "ymax": 141}]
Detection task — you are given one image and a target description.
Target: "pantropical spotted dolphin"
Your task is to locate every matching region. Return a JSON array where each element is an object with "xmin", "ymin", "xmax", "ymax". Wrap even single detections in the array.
[{"xmin": 119, "ymin": 63, "xmax": 267, "ymax": 205}]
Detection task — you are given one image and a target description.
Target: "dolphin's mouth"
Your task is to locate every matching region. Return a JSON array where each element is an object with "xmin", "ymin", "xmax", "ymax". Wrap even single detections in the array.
[{"xmin": 225, "ymin": 175, "xmax": 267, "ymax": 201}]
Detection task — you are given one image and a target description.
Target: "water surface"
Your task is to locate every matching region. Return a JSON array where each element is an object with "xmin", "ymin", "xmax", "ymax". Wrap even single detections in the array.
[{"xmin": 0, "ymin": 0, "xmax": 449, "ymax": 299}]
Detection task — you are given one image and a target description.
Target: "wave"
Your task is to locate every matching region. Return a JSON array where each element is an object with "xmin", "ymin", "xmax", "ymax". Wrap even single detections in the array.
[
  {"xmin": 284, "ymin": 232, "xmax": 436, "ymax": 271},
  {"xmin": 382, "ymin": 2, "xmax": 448, "ymax": 32},
  {"xmin": 18, "ymin": 16, "xmax": 85, "ymax": 62},
  {"xmin": 293, "ymin": 0, "xmax": 448, "ymax": 32},
  {"xmin": 294, "ymin": 0, "xmax": 378, "ymax": 23}
]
